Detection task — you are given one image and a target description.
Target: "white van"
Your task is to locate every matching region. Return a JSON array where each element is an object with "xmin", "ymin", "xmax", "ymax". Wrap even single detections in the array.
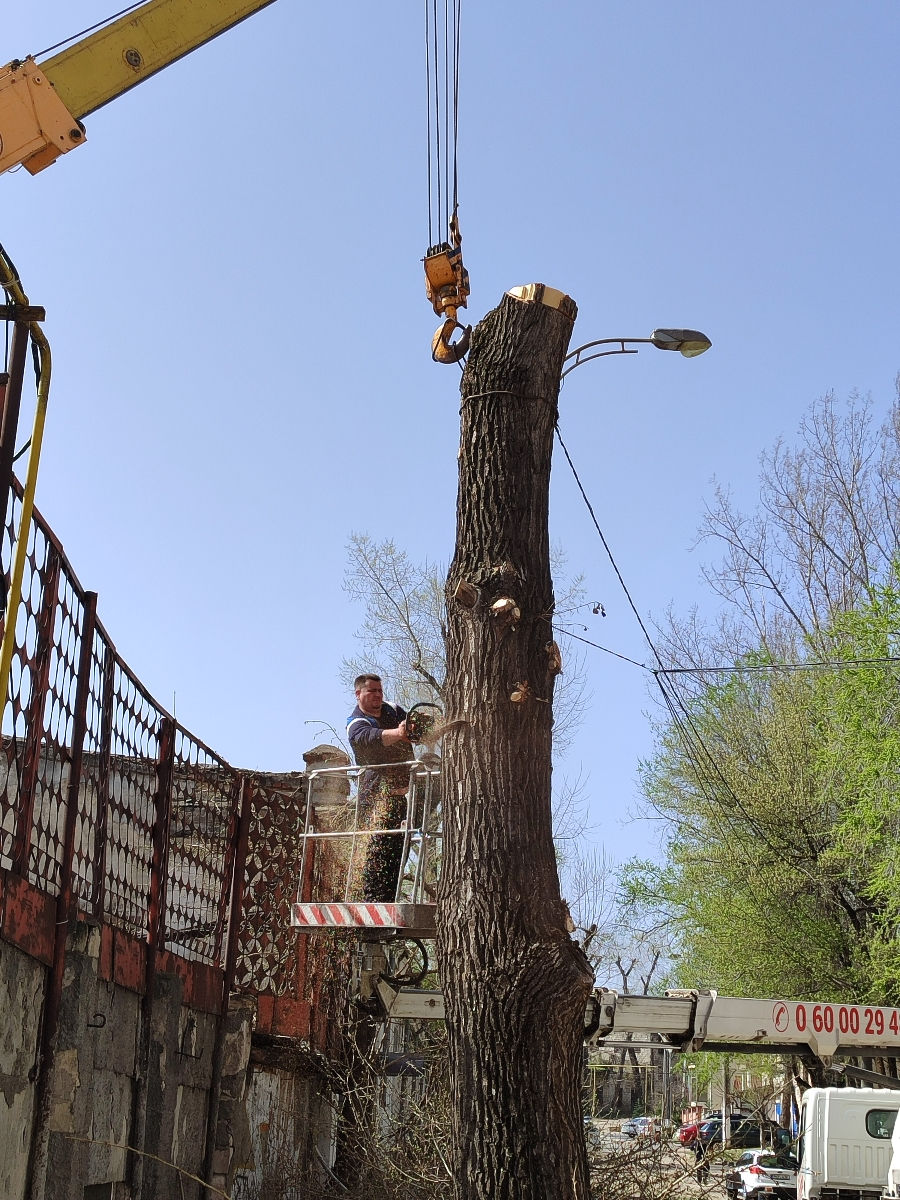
[
  {"xmin": 882, "ymin": 1097, "xmax": 900, "ymax": 1200},
  {"xmin": 798, "ymin": 1087, "xmax": 900, "ymax": 1200}
]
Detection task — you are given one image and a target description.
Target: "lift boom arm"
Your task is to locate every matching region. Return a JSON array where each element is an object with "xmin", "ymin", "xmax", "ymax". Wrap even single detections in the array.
[
  {"xmin": 0, "ymin": 0, "xmax": 278, "ymax": 175},
  {"xmin": 590, "ymin": 989, "xmax": 900, "ymax": 1061}
]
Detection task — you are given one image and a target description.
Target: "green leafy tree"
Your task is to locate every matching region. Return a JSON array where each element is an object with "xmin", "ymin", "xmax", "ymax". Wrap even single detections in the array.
[
  {"xmin": 630, "ymin": 660, "xmax": 868, "ymax": 1000},
  {"xmin": 806, "ymin": 585, "xmax": 900, "ymax": 1001},
  {"xmin": 633, "ymin": 388, "xmax": 900, "ymax": 1008}
]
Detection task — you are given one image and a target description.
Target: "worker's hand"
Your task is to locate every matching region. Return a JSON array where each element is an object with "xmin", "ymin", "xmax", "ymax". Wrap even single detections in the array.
[{"xmin": 382, "ymin": 721, "xmax": 410, "ymax": 747}]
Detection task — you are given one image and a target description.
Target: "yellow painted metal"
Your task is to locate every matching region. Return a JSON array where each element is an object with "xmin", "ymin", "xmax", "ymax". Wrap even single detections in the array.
[
  {"xmin": 0, "ymin": 59, "xmax": 86, "ymax": 175},
  {"xmin": 424, "ymin": 243, "xmax": 471, "ymax": 363},
  {"xmin": 0, "ymin": 260, "xmax": 50, "ymax": 724},
  {"xmin": 41, "ymin": 0, "xmax": 280, "ymax": 120},
  {"xmin": 423, "ymin": 248, "xmax": 458, "ymax": 298}
]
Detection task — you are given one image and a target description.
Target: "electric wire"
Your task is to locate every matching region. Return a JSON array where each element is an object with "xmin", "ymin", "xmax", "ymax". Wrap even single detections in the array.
[
  {"xmin": 554, "ymin": 416, "xmax": 738, "ymax": 803},
  {"xmin": 554, "ymin": 410, "xmax": 900, "ymax": 895},
  {"xmin": 553, "ymin": 627, "xmax": 647, "ymax": 670},
  {"xmin": 554, "ymin": 420, "xmax": 664, "ymax": 668},
  {"xmin": 559, "ymin": 632, "xmax": 900, "ymax": 678},
  {"xmin": 36, "ymin": 2, "xmax": 146, "ymax": 59},
  {"xmin": 554, "ymin": 417, "xmax": 898, "ymax": 682},
  {"xmin": 658, "ymin": 655, "xmax": 900, "ymax": 675},
  {"xmin": 553, "ymin": 415, "xmax": 829, "ymax": 870}
]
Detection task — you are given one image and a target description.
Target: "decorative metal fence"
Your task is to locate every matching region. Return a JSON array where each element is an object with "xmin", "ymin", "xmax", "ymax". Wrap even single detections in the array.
[
  {"xmin": 0, "ymin": 479, "xmax": 253, "ymax": 982},
  {"xmin": 235, "ymin": 772, "xmax": 307, "ymax": 996}
]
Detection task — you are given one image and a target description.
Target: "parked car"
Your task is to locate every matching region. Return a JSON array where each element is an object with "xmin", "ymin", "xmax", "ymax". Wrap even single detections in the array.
[
  {"xmin": 679, "ymin": 1120, "xmax": 701, "ymax": 1146},
  {"xmin": 621, "ymin": 1116, "xmax": 657, "ymax": 1139},
  {"xmin": 724, "ymin": 1149, "xmax": 798, "ymax": 1200},
  {"xmin": 697, "ymin": 1116, "xmax": 759, "ymax": 1149},
  {"xmin": 697, "ymin": 1116, "xmax": 790, "ymax": 1151},
  {"xmin": 680, "ymin": 1118, "xmax": 715, "ymax": 1145},
  {"xmin": 680, "ymin": 1109, "xmax": 753, "ymax": 1146}
]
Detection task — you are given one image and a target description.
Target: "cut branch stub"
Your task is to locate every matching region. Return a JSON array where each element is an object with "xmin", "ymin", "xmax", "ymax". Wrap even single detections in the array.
[
  {"xmin": 546, "ymin": 640, "xmax": 563, "ymax": 675},
  {"xmin": 490, "ymin": 596, "xmax": 520, "ymax": 630},
  {"xmin": 452, "ymin": 579, "xmax": 479, "ymax": 609}
]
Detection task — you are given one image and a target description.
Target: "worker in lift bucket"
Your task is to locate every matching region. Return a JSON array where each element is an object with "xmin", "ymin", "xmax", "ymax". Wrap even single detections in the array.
[{"xmin": 346, "ymin": 674, "xmax": 412, "ymax": 902}]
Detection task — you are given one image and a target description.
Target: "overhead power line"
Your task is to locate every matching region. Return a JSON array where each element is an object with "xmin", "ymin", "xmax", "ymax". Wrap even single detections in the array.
[
  {"xmin": 657, "ymin": 655, "xmax": 900, "ymax": 676},
  {"xmin": 554, "ymin": 421, "xmax": 664, "ymax": 669},
  {"xmin": 552, "ymin": 417, "xmax": 900, "ymax": 862},
  {"xmin": 554, "ymin": 421, "xmax": 900, "ymax": 681}
]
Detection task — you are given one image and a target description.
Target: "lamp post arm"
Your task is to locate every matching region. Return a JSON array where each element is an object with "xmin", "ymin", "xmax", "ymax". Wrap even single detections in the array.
[
  {"xmin": 561, "ymin": 327, "xmax": 711, "ymax": 378},
  {"xmin": 560, "ymin": 338, "xmax": 653, "ymax": 379}
]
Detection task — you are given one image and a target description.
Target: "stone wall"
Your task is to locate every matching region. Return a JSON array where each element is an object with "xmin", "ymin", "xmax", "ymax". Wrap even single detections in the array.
[
  {"xmin": 0, "ymin": 940, "xmax": 44, "ymax": 1200},
  {"xmin": 0, "ymin": 753, "xmax": 351, "ymax": 1200},
  {"xmin": 233, "ymin": 1057, "xmax": 337, "ymax": 1199},
  {"xmin": 0, "ymin": 912, "xmax": 255, "ymax": 1200}
]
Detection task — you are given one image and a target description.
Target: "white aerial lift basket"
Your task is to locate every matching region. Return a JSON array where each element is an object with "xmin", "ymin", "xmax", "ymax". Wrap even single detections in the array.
[{"xmin": 291, "ymin": 758, "xmax": 440, "ymax": 939}]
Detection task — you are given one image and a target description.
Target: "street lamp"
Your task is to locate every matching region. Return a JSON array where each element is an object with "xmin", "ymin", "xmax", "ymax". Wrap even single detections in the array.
[{"xmin": 560, "ymin": 328, "xmax": 712, "ymax": 378}]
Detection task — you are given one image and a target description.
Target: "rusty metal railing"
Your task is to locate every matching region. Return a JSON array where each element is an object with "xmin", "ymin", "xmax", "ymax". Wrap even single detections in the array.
[
  {"xmin": 0, "ymin": 479, "xmax": 243, "ymax": 970},
  {"xmin": 0, "ymin": 471, "xmax": 357, "ymax": 1032}
]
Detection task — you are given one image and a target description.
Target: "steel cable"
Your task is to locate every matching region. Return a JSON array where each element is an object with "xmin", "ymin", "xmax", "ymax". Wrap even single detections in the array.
[{"xmin": 425, "ymin": 0, "xmax": 461, "ymax": 246}]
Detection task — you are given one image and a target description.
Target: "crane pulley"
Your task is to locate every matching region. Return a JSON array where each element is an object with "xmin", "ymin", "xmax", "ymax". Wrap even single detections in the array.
[{"xmin": 424, "ymin": 230, "xmax": 470, "ymax": 364}]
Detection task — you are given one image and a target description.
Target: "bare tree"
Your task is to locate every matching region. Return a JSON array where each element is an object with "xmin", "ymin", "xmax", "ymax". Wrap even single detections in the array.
[
  {"xmin": 342, "ymin": 534, "xmax": 590, "ymax": 754},
  {"xmin": 342, "ymin": 534, "xmax": 448, "ymax": 705},
  {"xmin": 668, "ymin": 387, "xmax": 900, "ymax": 669}
]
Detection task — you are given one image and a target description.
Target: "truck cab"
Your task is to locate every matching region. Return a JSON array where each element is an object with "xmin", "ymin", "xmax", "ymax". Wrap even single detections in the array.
[
  {"xmin": 797, "ymin": 1088, "xmax": 899, "ymax": 1200},
  {"xmin": 881, "ymin": 1101, "xmax": 900, "ymax": 1200}
]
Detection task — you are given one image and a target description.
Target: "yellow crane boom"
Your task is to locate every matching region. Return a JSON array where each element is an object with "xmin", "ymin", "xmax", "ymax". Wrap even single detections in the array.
[{"xmin": 0, "ymin": 0, "xmax": 278, "ymax": 175}]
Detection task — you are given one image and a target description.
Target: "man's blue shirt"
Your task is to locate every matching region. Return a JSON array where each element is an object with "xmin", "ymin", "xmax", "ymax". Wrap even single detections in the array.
[{"xmin": 346, "ymin": 701, "xmax": 408, "ymax": 766}]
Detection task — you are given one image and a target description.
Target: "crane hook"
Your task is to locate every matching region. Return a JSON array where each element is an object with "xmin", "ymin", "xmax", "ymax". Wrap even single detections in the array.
[
  {"xmin": 432, "ymin": 315, "xmax": 471, "ymax": 364},
  {"xmin": 424, "ymin": 238, "xmax": 471, "ymax": 365}
]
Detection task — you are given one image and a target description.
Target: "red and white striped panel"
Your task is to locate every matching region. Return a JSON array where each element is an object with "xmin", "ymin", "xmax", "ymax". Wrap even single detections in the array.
[{"xmin": 291, "ymin": 902, "xmax": 405, "ymax": 929}]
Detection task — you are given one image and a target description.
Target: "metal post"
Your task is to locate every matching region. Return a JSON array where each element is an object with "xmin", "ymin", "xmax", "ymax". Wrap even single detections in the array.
[
  {"xmin": 24, "ymin": 591, "xmax": 97, "ymax": 1200},
  {"xmin": 11, "ymin": 546, "xmax": 61, "ymax": 877},
  {"xmin": 663, "ymin": 1049, "xmax": 672, "ymax": 1126},
  {"xmin": 202, "ymin": 774, "xmax": 252, "ymax": 1195},
  {"xmin": 90, "ymin": 641, "xmax": 115, "ymax": 920},
  {"xmin": 128, "ymin": 715, "xmax": 175, "ymax": 1195},
  {"xmin": 0, "ymin": 362, "xmax": 6, "ymax": 638},
  {"xmin": 211, "ymin": 771, "xmax": 247, "ymax": 967}
]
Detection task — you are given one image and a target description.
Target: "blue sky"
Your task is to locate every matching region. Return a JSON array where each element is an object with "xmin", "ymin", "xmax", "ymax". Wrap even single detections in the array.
[{"xmin": 3, "ymin": 2, "xmax": 899, "ymax": 865}]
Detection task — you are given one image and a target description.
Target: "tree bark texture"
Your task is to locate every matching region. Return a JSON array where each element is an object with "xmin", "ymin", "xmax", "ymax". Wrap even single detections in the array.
[{"xmin": 437, "ymin": 289, "xmax": 594, "ymax": 1200}]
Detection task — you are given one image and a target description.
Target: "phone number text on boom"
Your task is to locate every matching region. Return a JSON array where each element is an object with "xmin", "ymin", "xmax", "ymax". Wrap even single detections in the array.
[{"xmin": 792, "ymin": 1004, "xmax": 900, "ymax": 1038}]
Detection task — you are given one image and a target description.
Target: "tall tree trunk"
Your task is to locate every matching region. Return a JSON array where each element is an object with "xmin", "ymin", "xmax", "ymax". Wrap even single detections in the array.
[{"xmin": 437, "ymin": 287, "xmax": 594, "ymax": 1200}]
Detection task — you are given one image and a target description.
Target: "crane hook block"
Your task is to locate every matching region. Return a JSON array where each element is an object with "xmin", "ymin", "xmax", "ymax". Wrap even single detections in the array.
[
  {"xmin": 432, "ymin": 317, "xmax": 471, "ymax": 364},
  {"xmin": 424, "ymin": 242, "xmax": 471, "ymax": 365}
]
